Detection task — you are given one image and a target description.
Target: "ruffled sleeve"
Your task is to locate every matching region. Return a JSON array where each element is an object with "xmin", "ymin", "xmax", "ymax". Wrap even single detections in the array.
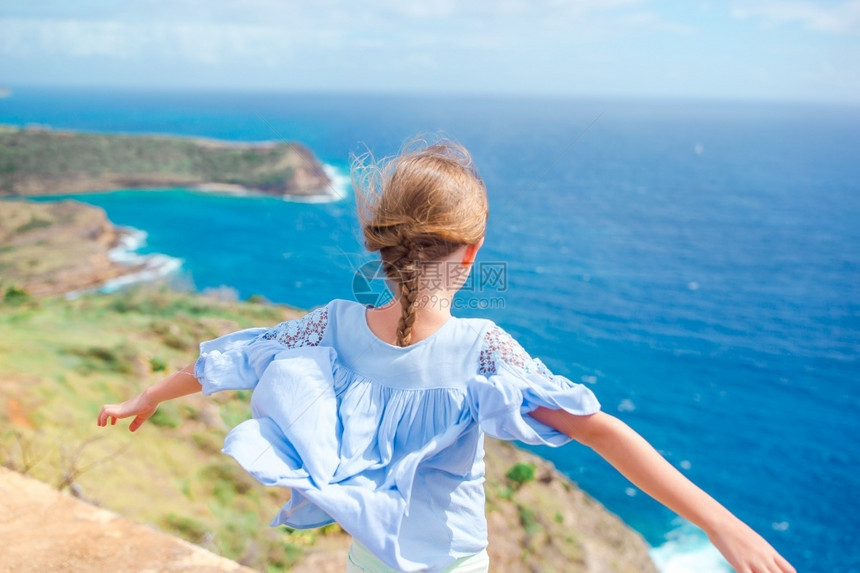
[
  {"xmin": 194, "ymin": 304, "xmax": 329, "ymax": 395},
  {"xmin": 468, "ymin": 324, "xmax": 600, "ymax": 446}
]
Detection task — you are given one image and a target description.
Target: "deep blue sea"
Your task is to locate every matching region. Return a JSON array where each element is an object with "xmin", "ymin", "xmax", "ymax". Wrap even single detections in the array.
[{"xmin": 2, "ymin": 87, "xmax": 858, "ymax": 572}]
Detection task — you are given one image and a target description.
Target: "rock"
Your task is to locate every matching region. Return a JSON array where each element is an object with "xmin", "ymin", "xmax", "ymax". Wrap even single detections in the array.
[
  {"xmin": 482, "ymin": 440, "xmax": 658, "ymax": 573},
  {"xmin": 0, "ymin": 466, "xmax": 255, "ymax": 573}
]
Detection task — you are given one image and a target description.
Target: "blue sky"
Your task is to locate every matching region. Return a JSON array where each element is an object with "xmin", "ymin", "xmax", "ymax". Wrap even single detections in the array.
[{"xmin": 1, "ymin": 0, "xmax": 858, "ymax": 103}]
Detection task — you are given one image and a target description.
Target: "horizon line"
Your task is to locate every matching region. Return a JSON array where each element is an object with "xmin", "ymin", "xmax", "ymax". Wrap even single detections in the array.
[{"xmin": 3, "ymin": 82, "xmax": 859, "ymax": 109}]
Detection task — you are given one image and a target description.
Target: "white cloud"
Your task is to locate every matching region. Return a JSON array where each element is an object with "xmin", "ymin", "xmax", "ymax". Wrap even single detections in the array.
[
  {"xmin": 731, "ymin": 1, "xmax": 860, "ymax": 34},
  {"xmin": 0, "ymin": 19, "xmax": 131, "ymax": 59},
  {"xmin": 0, "ymin": 0, "xmax": 693, "ymax": 67},
  {"xmin": 0, "ymin": 18, "xmax": 326, "ymax": 66}
]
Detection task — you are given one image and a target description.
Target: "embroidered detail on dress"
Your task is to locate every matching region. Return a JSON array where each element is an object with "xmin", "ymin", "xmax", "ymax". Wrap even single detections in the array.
[
  {"xmin": 478, "ymin": 324, "xmax": 553, "ymax": 380},
  {"xmin": 259, "ymin": 305, "xmax": 328, "ymax": 348}
]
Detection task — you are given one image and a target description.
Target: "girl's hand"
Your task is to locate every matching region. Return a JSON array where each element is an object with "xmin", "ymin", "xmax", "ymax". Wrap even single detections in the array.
[
  {"xmin": 98, "ymin": 390, "xmax": 159, "ymax": 432},
  {"xmin": 706, "ymin": 517, "xmax": 796, "ymax": 573},
  {"xmin": 97, "ymin": 364, "xmax": 200, "ymax": 432}
]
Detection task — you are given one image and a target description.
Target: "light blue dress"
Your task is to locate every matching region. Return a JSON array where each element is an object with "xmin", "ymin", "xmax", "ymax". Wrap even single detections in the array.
[{"xmin": 194, "ymin": 298, "xmax": 601, "ymax": 572}]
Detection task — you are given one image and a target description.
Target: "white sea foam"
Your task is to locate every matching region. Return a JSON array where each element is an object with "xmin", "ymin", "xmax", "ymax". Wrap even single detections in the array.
[
  {"xmin": 99, "ymin": 253, "xmax": 183, "ymax": 293},
  {"xmin": 107, "ymin": 227, "xmax": 148, "ymax": 264},
  {"xmin": 650, "ymin": 520, "xmax": 732, "ymax": 573},
  {"xmin": 282, "ymin": 164, "xmax": 351, "ymax": 203},
  {"xmin": 65, "ymin": 225, "xmax": 182, "ymax": 298}
]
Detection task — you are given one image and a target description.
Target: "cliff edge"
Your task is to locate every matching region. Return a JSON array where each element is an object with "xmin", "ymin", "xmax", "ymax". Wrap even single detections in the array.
[{"xmin": 0, "ymin": 466, "xmax": 254, "ymax": 573}]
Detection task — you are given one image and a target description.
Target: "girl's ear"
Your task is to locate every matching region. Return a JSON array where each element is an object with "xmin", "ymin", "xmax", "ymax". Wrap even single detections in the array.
[{"xmin": 461, "ymin": 236, "xmax": 485, "ymax": 266}]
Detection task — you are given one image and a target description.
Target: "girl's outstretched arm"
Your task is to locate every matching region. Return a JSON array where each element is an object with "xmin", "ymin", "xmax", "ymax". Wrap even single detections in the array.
[
  {"xmin": 529, "ymin": 408, "xmax": 795, "ymax": 573},
  {"xmin": 97, "ymin": 364, "xmax": 201, "ymax": 432}
]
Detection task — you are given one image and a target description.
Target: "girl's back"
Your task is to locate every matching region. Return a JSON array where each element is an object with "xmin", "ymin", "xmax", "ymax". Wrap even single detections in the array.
[{"xmin": 194, "ymin": 297, "xmax": 599, "ymax": 570}]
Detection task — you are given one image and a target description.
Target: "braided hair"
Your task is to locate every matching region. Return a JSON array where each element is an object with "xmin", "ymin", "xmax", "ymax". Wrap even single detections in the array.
[{"xmin": 353, "ymin": 139, "xmax": 488, "ymax": 347}]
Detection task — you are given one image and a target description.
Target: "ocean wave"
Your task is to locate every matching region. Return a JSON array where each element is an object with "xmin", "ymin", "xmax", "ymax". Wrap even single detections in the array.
[
  {"xmin": 100, "ymin": 225, "xmax": 183, "ymax": 292},
  {"xmin": 106, "ymin": 226, "xmax": 148, "ymax": 264},
  {"xmin": 99, "ymin": 253, "xmax": 183, "ymax": 293},
  {"xmin": 650, "ymin": 520, "xmax": 731, "ymax": 573},
  {"xmin": 62, "ymin": 225, "xmax": 183, "ymax": 299},
  {"xmin": 282, "ymin": 163, "xmax": 351, "ymax": 203}
]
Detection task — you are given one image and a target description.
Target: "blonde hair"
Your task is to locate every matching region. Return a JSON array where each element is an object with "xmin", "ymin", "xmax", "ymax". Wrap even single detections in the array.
[{"xmin": 352, "ymin": 138, "xmax": 489, "ymax": 347}]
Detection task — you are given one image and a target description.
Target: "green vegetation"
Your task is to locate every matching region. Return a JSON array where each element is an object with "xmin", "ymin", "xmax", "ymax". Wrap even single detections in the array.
[
  {"xmin": 482, "ymin": 442, "xmax": 596, "ymax": 571},
  {"xmin": 0, "ymin": 125, "xmax": 330, "ymax": 196},
  {"xmin": 3, "ymin": 285, "xmax": 32, "ymax": 305},
  {"xmin": 506, "ymin": 461, "xmax": 537, "ymax": 488},
  {"xmin": 519, "ymin": 507, "xmax": 543, "ymax": 536},
  {"xmin": 0, "ymin": 285, "xmax": 335, "ymax": 570}
]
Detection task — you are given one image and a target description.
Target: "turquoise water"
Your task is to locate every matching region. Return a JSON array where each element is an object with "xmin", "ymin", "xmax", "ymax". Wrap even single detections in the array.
[{"xmin": 3, "ymin": 88, "xmax": 859, "ymax": 571}]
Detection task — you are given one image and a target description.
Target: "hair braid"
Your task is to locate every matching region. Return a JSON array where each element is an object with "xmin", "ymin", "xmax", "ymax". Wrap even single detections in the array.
[{"xmin": 395, "ymin": 238, "xmax": 420, "ymax": 347}]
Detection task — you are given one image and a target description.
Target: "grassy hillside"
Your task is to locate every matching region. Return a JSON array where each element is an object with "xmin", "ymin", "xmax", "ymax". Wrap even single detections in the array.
[{"xmin": 0, "ymin": 125, "xmax": 331, "ymax": 197}]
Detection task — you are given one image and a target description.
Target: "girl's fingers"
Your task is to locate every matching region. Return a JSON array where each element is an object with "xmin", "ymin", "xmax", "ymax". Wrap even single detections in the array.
[
  {"xmin": 98, "ymin": 402, "xmax": 148, "ymax": 431},
  {"xmin": 98, "ymin": 404, "xmax": 127, "ymax": 427},
  {"xmin": 129, "ymin": 415, "xmax": 147, "ymax": 432},
  {"xmin": 775, "ymin": 554, "xmax": 796, "ymax": 573}
]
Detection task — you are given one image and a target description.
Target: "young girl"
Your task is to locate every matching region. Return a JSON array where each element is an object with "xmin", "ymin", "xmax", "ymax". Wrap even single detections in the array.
[{"xmin": 98, "ymin": 140, "xmax": 795, "ymax": 573}]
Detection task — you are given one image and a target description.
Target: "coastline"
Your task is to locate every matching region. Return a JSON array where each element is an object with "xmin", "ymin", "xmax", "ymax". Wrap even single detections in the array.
[
  {"xmin": 79, "ymin": 225, "xmax": 183, "ymax": 297},
  {"xmin": 190, "ymin": 163, "xmax": 350, "ymax": 203},
  {"xmin": 0, "ymin": 160, "xmax": 351, "ymax": 298}
]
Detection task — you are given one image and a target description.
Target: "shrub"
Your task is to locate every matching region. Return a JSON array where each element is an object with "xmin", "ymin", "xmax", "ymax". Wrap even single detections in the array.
[
  {"xmin": 518, "ymin": 507, "xmax": 542, "ymax": 536},
  {"xmin": 163, "ymin": 512, "xmax": 208, "ymax": 543},
  {"xmin": 505, "ymin": 462, "xmax": 537, "ymax": 488},
  {"xmin": 149, "ymin": 356, "xmax": 168, "ymax": 372},
  {"xmin": 3, "ymin": 286, "xmax": 32, "ymax": 305}
]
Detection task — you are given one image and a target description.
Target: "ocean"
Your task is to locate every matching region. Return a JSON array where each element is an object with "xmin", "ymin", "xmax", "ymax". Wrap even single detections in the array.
[{"xmin": 2, "ymin": 87, "xmax": 858, "ymax": 572}]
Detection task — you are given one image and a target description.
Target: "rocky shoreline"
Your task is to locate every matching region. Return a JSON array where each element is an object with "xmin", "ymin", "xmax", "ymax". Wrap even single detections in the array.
[{"xmin": 0, "ymin": 200, "xmax": 169, "ymax": 297}]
